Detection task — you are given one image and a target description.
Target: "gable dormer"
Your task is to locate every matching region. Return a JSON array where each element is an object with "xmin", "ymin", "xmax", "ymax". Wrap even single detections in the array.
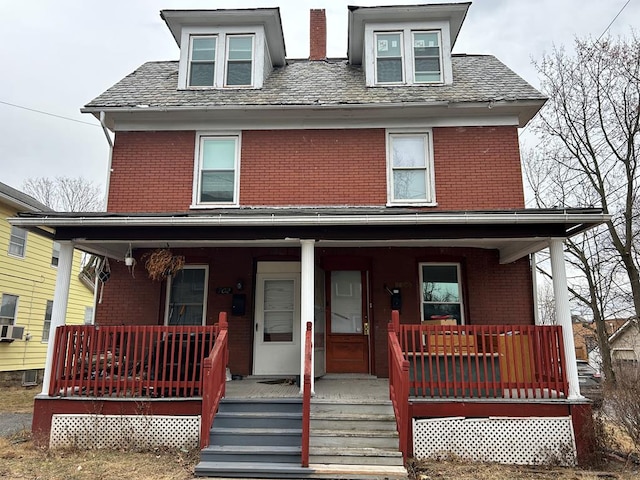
[
  {"xmin": 347, "ymin": 3, "xmax": 470, "ymax": 87},
  {"xmin": 161, "ymin": 8, "xmax": 286, "ymax": 90}
]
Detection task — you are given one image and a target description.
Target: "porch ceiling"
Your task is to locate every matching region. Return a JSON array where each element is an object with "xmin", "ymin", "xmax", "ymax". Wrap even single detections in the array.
[{"xmin": 9, "ymin": 208, "xmax": 609, "ymax": 264}]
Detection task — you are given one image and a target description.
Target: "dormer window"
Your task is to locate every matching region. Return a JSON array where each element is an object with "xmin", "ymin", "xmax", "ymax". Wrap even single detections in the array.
[
  {"xmin": 372, "ymin": 29, "xmax": 444, "ymax": 86},
  {"xmin": 188, "ymin": 36, "xmax": 217, "ymax": 87},
  {"xmin": 225, "ymin": 35, "xmax": 254, "ymax": 86}
]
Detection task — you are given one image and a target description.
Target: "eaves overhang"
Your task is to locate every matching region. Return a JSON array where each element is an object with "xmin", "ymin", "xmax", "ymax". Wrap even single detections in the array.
[
  {"xmin": 9, "ymin": 208, "xmax": 609, "ymax": 265},
  {"xmin": 160, "ymin": 8, "xmax": 286, "ymax": 66},
  {"xmin": 82, "ymin": 98, "xmax": 544, "ymax": 130}
]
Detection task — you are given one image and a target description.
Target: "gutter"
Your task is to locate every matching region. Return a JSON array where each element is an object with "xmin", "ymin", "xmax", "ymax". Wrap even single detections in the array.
[
  {"xmin": 8, "ymin": 211, "xmax": 612, "ymax": 229},
  {"xmin": 99, "ymin": 111, "xmax": 114, "ymax": 211}
]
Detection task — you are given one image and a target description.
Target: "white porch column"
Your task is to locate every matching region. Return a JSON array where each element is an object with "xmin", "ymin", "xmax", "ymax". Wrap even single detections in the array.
[
  {"xmin": 41, "ymin": 241, "xmax": 75, "ymax": 395},
  {"xmin": 300, "ymin": 239, "xmax": 315, "ymax": 394},
  {"xmin": 549, "ymin": 238, "xmax": 581, "ymax": 399}
]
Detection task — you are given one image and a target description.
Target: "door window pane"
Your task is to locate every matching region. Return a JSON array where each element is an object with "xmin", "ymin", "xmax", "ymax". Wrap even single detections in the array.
[
  {"xmin": 421, "ymin": 264, "xmax": 463, "ymax": 324},
  {"xmin": 330, "ymin": 271, "xmax": 362, "ymax": 334},
  {"xmin": 167, "ymin": 268, "xmax": 206, "ymax": 326},
  {"xmin": 263, "ymin": 279, "xmax": 294, "ymax": 342}
]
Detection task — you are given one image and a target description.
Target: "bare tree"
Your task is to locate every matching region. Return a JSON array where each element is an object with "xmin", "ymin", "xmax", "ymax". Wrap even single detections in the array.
[
  {"xmin": 23, "ymin": 176, "xmax": 103, "ymax": 212},
  {"xmin": 524, "ymin": 33, "xmax": 640, "ymax": 383}
]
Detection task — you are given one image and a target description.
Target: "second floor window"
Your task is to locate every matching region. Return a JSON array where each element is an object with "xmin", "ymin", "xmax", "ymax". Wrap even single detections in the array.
[
  {"xmin": 42, "ymin": 300, "xmax": 53, "ymax": 342},
  {"xmin": 0, "ymin": 294, "xmax": 18, "ymax": 326},
  {"xmin": 196, "ymin": 135, "xmax": 240, "ymax": 205},
  {"xmin": 8, "ymin": 226, "xmax": 27, "ymax": 257},
  {"xmin": 387, "ymin": 131, "xmax": 435, "ymax": 204},
  {"xmin": 51, "ymin": 242, "xmax": 61, "ymax": 267}
]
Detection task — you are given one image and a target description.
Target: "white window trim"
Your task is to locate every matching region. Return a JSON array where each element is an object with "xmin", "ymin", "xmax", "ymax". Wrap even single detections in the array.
[
  {"xmin": 419, "ymin": 262, "xmax": 464, "ymax": 325},
  {"xmin": 178, "ymin": 26, "xmax": 265, "ymax": 89},
  {"xmin": 365, "ymin": 21, "xmax": 452, "ymax": 87},
  {"xmin": 192, "ymin": 132, "xmax": 241, "ymax": 208},
  {"xmin": 0, "ymin": 293, "xmax": 19, "ymax": 326},
  {"xmin": 164, "ymin": 265, "xmax": 209, "ymax": 326},
  {"xmin": 386, "ymin": 129, "xmax": 436, "ymax": 206},
  {"xmin": 187, "ymin": 34, "xmax": 218, "ymax": 88},
  {"xmin": 224, "ymin": 34, "xmax": 255, "ymax": 88},
  {"xmin": 8, "ymin": 226, "xmax": 27, "ymax": 258}
]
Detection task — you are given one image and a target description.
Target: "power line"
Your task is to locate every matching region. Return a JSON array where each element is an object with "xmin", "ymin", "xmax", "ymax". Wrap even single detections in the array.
[{"xmin": 0, "ymin": 100, "xmax": 99, "ymax": 127}]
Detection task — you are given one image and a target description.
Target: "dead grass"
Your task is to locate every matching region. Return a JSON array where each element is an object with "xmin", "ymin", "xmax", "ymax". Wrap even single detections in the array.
[
  {"xmin": 0, "ymin": 430, "xmax": 197, "ymax": 480},
  {"xmin": 0, "ymin": 386, "xmax": 38, "ymax": 414}
]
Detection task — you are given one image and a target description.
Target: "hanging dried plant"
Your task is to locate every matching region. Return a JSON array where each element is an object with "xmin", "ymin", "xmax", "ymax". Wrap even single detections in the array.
[{"xmin": 141, "ymin": 248, "xmax": 185, "ymax": 281}]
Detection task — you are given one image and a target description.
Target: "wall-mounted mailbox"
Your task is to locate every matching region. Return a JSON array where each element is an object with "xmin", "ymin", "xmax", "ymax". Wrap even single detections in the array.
[{"xmin": 232, "ymin": 294, "xmax": 246, "ymax": 316}]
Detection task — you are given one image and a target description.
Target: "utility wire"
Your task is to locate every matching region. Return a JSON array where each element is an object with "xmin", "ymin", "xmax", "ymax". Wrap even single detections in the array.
[{"xmin": 0, "ymin": 100, "xmax": 99, "ymax": 127}]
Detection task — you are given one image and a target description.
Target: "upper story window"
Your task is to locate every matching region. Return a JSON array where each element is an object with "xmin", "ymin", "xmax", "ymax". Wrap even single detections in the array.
[
  {"xmin": 193, "ymin": 133, "xmax": 240, "ymax": 207},
  {"xmin": 386, "ymin": 130, "xmax": 435, "ymax": 205},
  {"xmin": 51, "ymin": 241, "xmax": 61, "ymax": 267},
  {"xmin": 42, "ymin": 300, "xmax": 53, "ymax": 342},
  {"xmin": 188, "ymin": 36, "xmax": 217, "ymax": 87},
  {"xmin": 420, "ymin": 263, "xmax": 464, "ymax": 324},
  {"xmin": 226, "ymin": 35, "xmax": 253, "ymax": 86},
  {"xmin": 8, "ymin": 226, "xmax": 27, "ymax": 258},
  {"xmin": 364, "ymin": 21, "xmax": 452, "ymax": 87},
  {"xmin": 179, "ymin": 29, "xmax": 260, "ymax": 89}
]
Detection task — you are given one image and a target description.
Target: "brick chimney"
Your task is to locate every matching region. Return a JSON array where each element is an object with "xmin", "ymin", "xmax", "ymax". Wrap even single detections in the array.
[{"xmin": 309, "ymin": 9, "xmax": 326, "ymax": 60}]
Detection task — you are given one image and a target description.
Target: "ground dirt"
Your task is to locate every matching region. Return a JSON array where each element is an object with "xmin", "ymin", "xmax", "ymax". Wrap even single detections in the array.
[{"xmin": 1, "ymin": 386, "xmax": 639, "ymax": 479}]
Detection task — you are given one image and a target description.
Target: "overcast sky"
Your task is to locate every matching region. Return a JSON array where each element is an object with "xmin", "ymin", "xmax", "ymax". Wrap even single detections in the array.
[{"xmin": 0, "ymin": 0, "xmax": 638, "ymax": 194}]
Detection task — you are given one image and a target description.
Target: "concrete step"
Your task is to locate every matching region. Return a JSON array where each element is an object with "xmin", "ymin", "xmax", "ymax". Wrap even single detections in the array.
[
  {"xmin": 214, "ymin": 411, "xmax": 302, "ymax": 429},
  {"xmin": 200, "ymin": 445, "xmax": 301, "ymax": 464},
  {"xmin": 310, "ymin": 429, "xmax": 399, "ymax": 449},
  {"xmin": 309, "ymin": 446, "xmax": 404, "ymax": 466},
  {"xmin": 194, "ymin": 461, "xmax": 408, "ymax": 479},
  {"xmin": 311, "ymin": 400, "xmax": 394, "ymax": 416},
  {"xmin": 210, "ymin": 427, "xmax": 302, "ymax": 447}
]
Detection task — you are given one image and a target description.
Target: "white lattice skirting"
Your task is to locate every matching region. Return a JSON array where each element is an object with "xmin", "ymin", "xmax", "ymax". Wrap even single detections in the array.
[
  {"xmin": 50, "ymin": 414, "xmax": 200, "ymax": 450},
  {"xmin": 413, "ymin": 416, "xmax": 576, "ymax": 466}
]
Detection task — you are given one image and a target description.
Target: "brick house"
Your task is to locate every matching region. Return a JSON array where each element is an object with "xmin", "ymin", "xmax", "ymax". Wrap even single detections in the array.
[{"xmin": 11, "ymin": 3, "xmax": 609, "ymax": 474}]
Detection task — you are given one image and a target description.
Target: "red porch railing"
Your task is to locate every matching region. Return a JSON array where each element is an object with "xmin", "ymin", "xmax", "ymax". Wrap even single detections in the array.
[
  {"xmin": 301, "ymin": 321, "xmax": 312, "ymax": 467},
  {"xmin": 395, "ymin": 317, "xmax": 568, "ymax": 400},
  {"xmin": 200, "ymin": 312, "xmax": 229, "ymax": 449},
  {"xmin": 49, "ymin": 323, "xmax": 218, "ymax": 398},
  {"xmin": 388, "ymin": 311, "xmax": 411, "ymax": 461}
]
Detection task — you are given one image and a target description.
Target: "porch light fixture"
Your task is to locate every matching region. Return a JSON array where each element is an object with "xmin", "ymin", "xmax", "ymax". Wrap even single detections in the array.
[{"xmin": 236, "ymin": 279, "xmax": 244, "ymax": 291}]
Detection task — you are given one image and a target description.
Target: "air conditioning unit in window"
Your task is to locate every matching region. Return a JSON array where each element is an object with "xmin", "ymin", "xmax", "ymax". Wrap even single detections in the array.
[{"xmin": 0, "ymin": 325, "xmax": 25, "ymax": 342}]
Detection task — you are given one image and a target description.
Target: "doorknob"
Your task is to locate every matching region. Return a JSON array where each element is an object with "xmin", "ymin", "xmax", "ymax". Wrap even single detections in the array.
[{"xmin": 364, "ymin": 322, "xmax": 370, "ymax": 335}]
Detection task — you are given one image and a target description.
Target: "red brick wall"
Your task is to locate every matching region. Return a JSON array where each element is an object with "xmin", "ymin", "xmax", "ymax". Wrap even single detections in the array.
[
  {"xmin": 240, "ymin": 129, "xmax": 387, "ymax": 206},
  {"xmin": 106, "ymin": 127, "xmax": 523, "ymax": 212},
  {"xmin": 432, "ymin": 126, "xmax": 525, "ymax": 209},
  {"xmin": 108, "ymin": 131, "xmax": 195, "ymax": 212}
]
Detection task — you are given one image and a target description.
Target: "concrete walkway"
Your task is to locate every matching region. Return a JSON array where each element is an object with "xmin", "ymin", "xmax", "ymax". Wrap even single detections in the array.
[{"xmin": 0, "ymin": 413, "xmax": 32, "ymax": 437}]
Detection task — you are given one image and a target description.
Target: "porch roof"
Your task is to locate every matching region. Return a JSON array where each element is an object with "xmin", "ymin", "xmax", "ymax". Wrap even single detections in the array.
[{"xmin": 10, "ymin": 207, "xmax": 609, "ymax": 264}]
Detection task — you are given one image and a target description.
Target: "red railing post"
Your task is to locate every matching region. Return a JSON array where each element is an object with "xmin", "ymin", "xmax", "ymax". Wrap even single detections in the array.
[{"xmin": 301, "ymin": 321, "xmax": 312, "ymax": 467}]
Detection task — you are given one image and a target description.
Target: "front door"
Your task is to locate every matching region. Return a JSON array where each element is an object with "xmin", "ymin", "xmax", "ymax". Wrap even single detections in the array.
[
  {"xmin": 326, "ymin": 270, "xmax": 370, "ymax": 373},
  {"xmin": 253, "ymin": 262, "xmax": 301, "ymax": 375}
]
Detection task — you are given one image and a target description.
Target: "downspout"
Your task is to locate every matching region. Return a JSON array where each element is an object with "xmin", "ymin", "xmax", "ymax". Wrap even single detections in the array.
[
  {"xmin": 99, "ymin": 111, "xmax": 114, "ymax": 211},
  {"xmin": 531, "ymin": 252, "xmax": 540, "ymax": 325}
]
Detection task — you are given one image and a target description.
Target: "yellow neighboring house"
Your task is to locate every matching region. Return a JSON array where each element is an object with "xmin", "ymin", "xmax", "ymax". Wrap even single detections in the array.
[{"xmin": 0, "ymin": 181, "xmax": 94, "ymax": 385}]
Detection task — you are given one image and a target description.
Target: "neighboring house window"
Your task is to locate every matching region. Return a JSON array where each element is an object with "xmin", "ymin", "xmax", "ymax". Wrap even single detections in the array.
[
  {"xmin": 84, "ymin": 306, "xmax": 94, "ymax": 325},
  {"xmin": 195, "ymin": 134, "xmax": 240, "ymax": 205},
  {"xmin": 51, "ymin": 242, "xmax": 61, "ymax": 267},
  {"xmin": 0, "ymin": 294, "xmax": 18, "ymax": 326},
  {"xmin": 42, "ymin": 300, "xmax": 53, "ymax": 342},
  {"xmin": 225, "ymin": 35, "xmax": 254, "ymax": 86},
  {"xmin": 420, "ymin": 263, "xmax": 464, "ymax": 324},
  {"xmin": 188, "ymin": 35, "xmax": 217, "ymax": 87},
  {"xmin": 413, "ymin": 31, "xmax": 441, "ymax": 83},
  {"xmin": 8, "ymin": 226, "xmax": 27, "ymax": 257},
  {"xmin": 387, "ymin": 131, "xmax": 435, "ymax": 204},
  {"xmin": 165, "ymin": 266, "xmax": 208, "ymax": 326},
  {"xmin": 375, "ymin": 32, "xmax": 404, "ymax": 83}
]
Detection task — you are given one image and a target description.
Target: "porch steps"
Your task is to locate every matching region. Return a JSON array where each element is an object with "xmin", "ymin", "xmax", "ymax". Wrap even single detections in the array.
[{"xmin": 309, "ymin": 399, "xmax": 404, "ymax": 467}]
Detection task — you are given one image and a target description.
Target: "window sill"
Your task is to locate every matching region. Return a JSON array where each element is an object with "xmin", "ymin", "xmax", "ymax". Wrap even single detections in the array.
[
  {"xmin": 386, "ymin": 201, "xmax": 438, "ymax": 207},
  {"xmin": 190, "ymin": 203, "xmax": 240, "ymax": 210}
]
